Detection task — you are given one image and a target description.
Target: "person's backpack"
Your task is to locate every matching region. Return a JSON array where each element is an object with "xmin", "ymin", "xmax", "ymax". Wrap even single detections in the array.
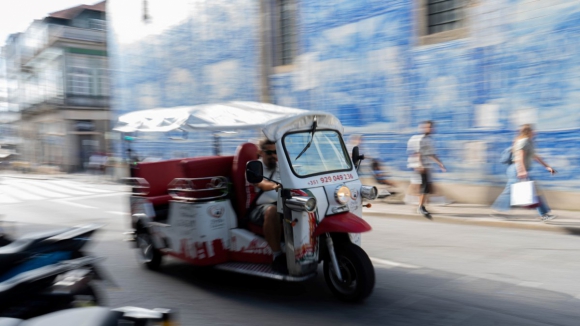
[{"xmin": 500, "ymin": 146, "xmax": 513, "ymax": 165}]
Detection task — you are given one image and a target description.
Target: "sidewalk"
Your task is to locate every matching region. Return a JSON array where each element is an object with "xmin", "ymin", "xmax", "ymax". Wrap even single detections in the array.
[
  {"xmin": 365, "ymin": 200, "xmax": 580, "ymax": 234},
  {"xmin": 3, "ymin": 170, "xmax": 580, "ymax": 233}
]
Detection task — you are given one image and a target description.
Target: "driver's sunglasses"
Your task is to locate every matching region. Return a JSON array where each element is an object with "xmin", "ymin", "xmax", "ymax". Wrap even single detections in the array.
[{"xmin": 263, "ymin": 150, "xmax": 277, "ymax": 155}]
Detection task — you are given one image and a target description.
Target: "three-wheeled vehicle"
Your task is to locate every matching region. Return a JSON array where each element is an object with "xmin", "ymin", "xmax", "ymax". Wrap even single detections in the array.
[{"xmin": 120, "ymin": 102, "xmax": 379, "ymax": 302}]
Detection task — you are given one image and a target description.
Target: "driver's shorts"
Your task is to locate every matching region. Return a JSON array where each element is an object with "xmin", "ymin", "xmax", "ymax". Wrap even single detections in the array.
[{"xmin": 248, "ymin": 203, "xmax": 276, "ymax": 226}]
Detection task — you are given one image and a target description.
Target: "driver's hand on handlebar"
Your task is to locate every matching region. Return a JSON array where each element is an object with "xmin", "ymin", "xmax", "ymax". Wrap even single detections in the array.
[{"xmin": 274, "ymin": 184, "xmax": 282, "ymax": 192}]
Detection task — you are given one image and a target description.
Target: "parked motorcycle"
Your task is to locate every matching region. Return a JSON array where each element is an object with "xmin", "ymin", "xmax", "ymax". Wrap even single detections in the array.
[
  {"xmin": 0, "ymin": 224, "xmax": 108, "ymax": 319},
  {"xmin": 0, "ymin": 306, "xmax": 176, "ymax": 326}
]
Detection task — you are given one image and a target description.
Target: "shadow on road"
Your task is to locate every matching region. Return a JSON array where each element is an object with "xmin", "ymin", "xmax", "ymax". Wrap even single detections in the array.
[
  {"xmin": 149, "ymin": 259, "xmax": 580, "ymax": 326},
  {"xmin": 10, "ymin": 223, "xmax": 580, "ymax": 325}
]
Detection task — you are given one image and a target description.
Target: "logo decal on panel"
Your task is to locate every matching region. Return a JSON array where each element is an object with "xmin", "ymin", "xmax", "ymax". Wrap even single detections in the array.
[
  {"xmin": 208, "ymin": 205, "xmax": 225, "ymax": 218},
  {"xmin": 350, "ymin": 189, "xmax": 359, "ymax": 200}
]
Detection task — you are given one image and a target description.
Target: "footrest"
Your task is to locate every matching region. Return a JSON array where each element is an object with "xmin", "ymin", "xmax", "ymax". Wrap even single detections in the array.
[{"xmin": 214, "ymin": 262, "xmax": 316, "ymax": 282}]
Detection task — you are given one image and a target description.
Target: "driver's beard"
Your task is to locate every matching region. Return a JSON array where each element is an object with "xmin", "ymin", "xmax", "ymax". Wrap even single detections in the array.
[{"xmin": 265, "ymin": 159, "xmax": 277, "ymax": 170}]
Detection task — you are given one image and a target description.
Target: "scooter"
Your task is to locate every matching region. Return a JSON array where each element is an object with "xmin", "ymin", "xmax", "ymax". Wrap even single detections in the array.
[
  {"xmin": 124, "ymin": 111, "xmax": 379, "ymax": 302},
  {"xmin": 0, "ymin": 224, "xmax": 108, "ymax": 319},
  {"xmin": 0, "ymin": 306, "xmax": 176, "ymax": 326}
]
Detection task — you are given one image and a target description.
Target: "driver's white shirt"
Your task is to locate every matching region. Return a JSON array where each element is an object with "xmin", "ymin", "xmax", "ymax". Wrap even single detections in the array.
[{"xmin": 256, "ymin": 160, "xmax": 281, "ymax": 205}]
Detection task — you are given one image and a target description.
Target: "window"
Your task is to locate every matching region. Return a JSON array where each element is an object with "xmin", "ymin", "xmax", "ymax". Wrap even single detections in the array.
[
  {"xmin": 97, "ymin": 68, "xmax": 109, "ymax": 96},
  {"xmin": 88, "ymin": 19, "xmax": 106, "ymax": 31},
  {"xmin": 68, "ymin": 55, "xmax": 92, "ymax": 95},
  {"xmin": 272, "ymin": 0, "xmax": 295, "ymax": 67},
  {"xmin": 427, "ymin": 0, "xmax": 463, "ymax": 35},
  {"xmin": 417, "ymin": 0, "xmax": 467, "ymax": 45},
  {"xmin": 283, "ymin": 130, "xmax": 352, "ymax": 177},
  {"xmin": 94, "ymin": 56, "xmax": 109, "ymax": 96},
  {"xmin": 67, "ymin": 54, "xmax": 109, "ymax": 96}
]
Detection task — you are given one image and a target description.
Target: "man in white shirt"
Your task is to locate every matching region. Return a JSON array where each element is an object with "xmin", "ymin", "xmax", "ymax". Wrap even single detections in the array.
[
  {"xmin": 407, "ymin": 121, "xmax": 446, "ymax": 218},
  {"xmin": 247, "ymin": 139, "xmax": 285, "ymax": 273}
]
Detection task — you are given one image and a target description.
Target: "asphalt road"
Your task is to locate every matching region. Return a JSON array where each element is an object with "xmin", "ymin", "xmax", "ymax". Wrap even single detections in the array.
[{"xmin": 1, "ymin": 178, "xmax": 580, "ymax": 325}]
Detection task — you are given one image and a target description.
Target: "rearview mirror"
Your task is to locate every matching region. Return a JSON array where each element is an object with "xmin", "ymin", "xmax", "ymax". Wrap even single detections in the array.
[
  {"xmin": 352, "ymin": 146, "xmax": 364, "ymax": 169},
  {"xmin": 246, "ymin": 161, "xmax": 264, "ymax": 184}
]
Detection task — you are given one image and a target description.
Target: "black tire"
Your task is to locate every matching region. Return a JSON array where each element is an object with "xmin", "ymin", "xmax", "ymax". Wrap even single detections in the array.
[
  {"xmin": 323, "ymin": 242, "xmax": 375, "ymax": 303},
  {"xmin": 136, "ymin": 231, "xmax": 163, "ymax": 270}
]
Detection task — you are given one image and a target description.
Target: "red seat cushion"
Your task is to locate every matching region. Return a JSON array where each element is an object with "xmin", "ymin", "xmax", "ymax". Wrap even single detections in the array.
[
  {"xmin": 133, "ymin": 159, "xmax": 184, "ymax": 197},
  {"xmin": 181, "ymin": 156, "xmax": 233, "ymax": 179},
  {"xmin": 231, "ymin": 143, "xmax": 259, "ymax": 227}
]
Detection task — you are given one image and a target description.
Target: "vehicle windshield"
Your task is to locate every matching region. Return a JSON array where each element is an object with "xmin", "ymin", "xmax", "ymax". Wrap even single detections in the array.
[{"xmin": 283, "ymin": 130, "xmax": 352, "ymax": 177}]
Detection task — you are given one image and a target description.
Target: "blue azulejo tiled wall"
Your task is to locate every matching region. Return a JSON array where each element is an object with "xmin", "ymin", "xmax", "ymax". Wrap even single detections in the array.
[
  {"xmin": 108, "ymin": 0, "xmax": 580, "ymax": 192},
  {"xmin": 107, "ymin": 0, "xmax": 262, "ymax": 159},
  {"xmin": 269, "ymin": 0, "xmax": 580, "ymax": 191}
]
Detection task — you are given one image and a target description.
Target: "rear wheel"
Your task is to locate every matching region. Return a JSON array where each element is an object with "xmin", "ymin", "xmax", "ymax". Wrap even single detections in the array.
[
  {"xmin": 70, "ymin": 283, "xmax": 102, "ymax": 308},
  {"xmin": 323, "ymin": 242, "xmax": 375, "ymax": 303},
  {"xmin": 136, "ymin": 231, "xmax": 163, "ymax": 270}
]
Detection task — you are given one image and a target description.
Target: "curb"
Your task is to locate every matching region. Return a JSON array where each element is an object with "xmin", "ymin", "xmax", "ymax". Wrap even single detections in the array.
[
  {"xmin": 364, "ymin": 210, "xmax": 580, "ymax": 235},
  {"xmin": 1, "ymin": 175, "xmax": 53, "ymax": 180}
]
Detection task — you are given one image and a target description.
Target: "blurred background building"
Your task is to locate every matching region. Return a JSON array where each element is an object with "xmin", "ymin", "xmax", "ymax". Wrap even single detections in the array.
[
  {"xmin": 104, "ymin": 0, "xmax": 579, "ymax": 207},
  {"xmin": 0, "ymin": 48, "xmax": 20, "ymax": 169},
  {"xmin": 1, "ymin": 1, "xmax": 109, "ymax": 173}
]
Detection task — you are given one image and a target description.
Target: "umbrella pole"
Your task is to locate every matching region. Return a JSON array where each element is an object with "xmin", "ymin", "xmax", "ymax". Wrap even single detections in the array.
[{"xmin": 213, "ymin": 132, "xmax": 221, "ymax": 156}]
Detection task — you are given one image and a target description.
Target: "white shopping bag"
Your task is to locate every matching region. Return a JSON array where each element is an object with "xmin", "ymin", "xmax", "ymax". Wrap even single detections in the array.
[{"xmin": 510, "ymin": 181, "xmax": 538, "ymax": 207}]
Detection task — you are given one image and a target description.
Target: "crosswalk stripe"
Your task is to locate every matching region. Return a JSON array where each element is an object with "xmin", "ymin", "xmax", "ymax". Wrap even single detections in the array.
[
  {"xmin": 370, "ymin": 257, "xmax": 419, "ymax": 269},
  {"xmin": 0, "ymin": 178, "xmax": 121, "ymax": 205},
  {"xmin": 15, "ymin": 180, "xmax": 91, "ymax": 196},
  {"xmin": 0, "ymin": 185, "xmax": 44, "ymax": 201},
  {"xmin": 50, "ymin": 180, "xmax": 110, "ymax": 193},
  {"xmin": 0, "ymin": 192, "xmax": 20, "ymax": 204},
  {"xmin": 1, "ymin": 179, "xmax": 68, "ymax": 198}
]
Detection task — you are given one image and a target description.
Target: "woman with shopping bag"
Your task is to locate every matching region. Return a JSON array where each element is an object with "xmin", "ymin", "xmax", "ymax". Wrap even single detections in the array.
[{"xmin": 491, "ymin": 124, "xmax": 557, "ymax": 221}]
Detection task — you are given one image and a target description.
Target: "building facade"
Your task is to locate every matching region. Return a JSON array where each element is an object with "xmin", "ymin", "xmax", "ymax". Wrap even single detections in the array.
[
  {"xmin": 108, "ymin": 0, "xmax": 580, "ymax": 206},
  {"xmin": 2, "ymin": 1, "xmax": 110, "ymax": 172}
]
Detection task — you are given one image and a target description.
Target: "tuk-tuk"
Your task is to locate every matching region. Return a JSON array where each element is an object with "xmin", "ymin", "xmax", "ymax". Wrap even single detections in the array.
[{"xmin": 120, "ymin": 102, "xmax": 378, "ymax": 302}]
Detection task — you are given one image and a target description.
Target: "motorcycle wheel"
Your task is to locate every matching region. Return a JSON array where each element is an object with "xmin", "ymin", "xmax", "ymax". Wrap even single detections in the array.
[
  {"xmin": 136, "ymin": 231, "xmax": 162, "ymax": 270},
  {"xmin": 323, "ymin": 242, "xmax": 375, "ymax": 303},
  {"xmin": 70, "ymin": 283, "xmax": 102, "ymax": 308}
]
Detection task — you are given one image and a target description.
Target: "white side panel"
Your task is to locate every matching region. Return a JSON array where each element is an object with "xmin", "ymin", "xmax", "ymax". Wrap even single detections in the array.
[
  {"xmin": 163, "ymin": 200, "xmax": 230, "ymax": 252},
  {"xmin": 230, "ymin": 228, "xmax": 272, "ymax": 255}
]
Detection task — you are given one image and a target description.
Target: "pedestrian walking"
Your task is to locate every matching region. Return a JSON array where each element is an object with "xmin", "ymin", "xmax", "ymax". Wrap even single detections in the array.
[
  {"xmin": 371, "ymin": 158, "xmax": 397, "ymax": 188},
  {"xmin": 491, "ymin": 124, "xmax": 557, "ymax": 221},
  {"xmin": 407, "ymin": 121, "xmax": 446, "ymax": 219}
]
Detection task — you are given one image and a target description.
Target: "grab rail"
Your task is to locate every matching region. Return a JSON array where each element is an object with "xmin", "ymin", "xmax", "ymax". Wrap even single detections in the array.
[
  {"xmin": 123, "ymin": 178, "xmax": 150, "ymax": 196},
  {"xmin": 167, "ymin": 177, "xmax": 229, "ymax": 202}
]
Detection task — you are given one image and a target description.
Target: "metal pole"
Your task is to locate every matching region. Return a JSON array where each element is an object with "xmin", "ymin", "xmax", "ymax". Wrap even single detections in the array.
[{"xmin": 213, "ymin": 132, "xmax": 221, "ymax": 156}]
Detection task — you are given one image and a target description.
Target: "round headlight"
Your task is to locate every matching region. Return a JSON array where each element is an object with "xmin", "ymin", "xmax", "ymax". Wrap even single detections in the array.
[
  {"xmin": 335, "ymin": 185, "xmax": 351, "ymax": 205},
  {"xmin": 304, "ymin": 197, "xmax": 317, "ymax": 212}
]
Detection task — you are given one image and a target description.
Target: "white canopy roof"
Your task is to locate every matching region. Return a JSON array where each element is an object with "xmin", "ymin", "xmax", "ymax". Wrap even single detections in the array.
[
  {"xmin": 113, "ymin": 101, "xmax": 343, "ymax": 140},
  {"xmin": 114, "ymin": 107, "xmax": 190, "ymax": 133},
  {"xmin": 262, "ymin": 111, "xmax": 343, "ymax": 141}
]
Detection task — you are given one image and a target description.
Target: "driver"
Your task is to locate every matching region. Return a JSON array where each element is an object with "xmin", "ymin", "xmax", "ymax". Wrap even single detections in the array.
[{"xmin": 247, "ymin": 138, "xmax": 286, "ymax": 274}]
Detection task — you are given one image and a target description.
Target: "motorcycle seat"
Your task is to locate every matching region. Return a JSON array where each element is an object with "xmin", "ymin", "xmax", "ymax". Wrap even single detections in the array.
[
  {"xmin": 0, "ymin": 228, "xmax": 69, "ymax": 267},
  {"xmin": 0, "ymin": 318, "xmax": 21, "ymax": 326},
  {"xmin": 3, "ymin": 307, "xmax": 123, "ymax": 326}
]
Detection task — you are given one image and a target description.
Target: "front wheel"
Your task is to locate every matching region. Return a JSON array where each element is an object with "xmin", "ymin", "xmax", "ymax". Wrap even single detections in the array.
[
  {"xmin": 136, "ymin": 231, "xmax": 163, "ymax": 270},
  {"xmin": 69, "ymin": 283, "xmax": 102, "ymax": 308},
  {"xmin": 323, "ymin": 242, "xmax": 375, "ymax": 303}
]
